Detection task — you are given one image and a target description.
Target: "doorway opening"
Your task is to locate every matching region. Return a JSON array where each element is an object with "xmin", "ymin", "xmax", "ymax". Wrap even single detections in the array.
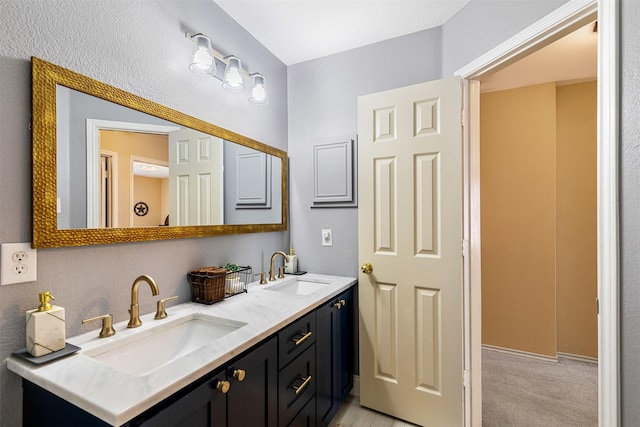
[
  {"xmin": 456, "ymin": 0, "xmax": 619, "ymax": 425},
  {"xmin": 477, "ymin": 21, "xmax": 598, "ymax": 425}
]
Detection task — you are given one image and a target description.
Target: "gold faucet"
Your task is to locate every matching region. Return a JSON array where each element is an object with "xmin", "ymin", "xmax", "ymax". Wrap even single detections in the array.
[
  {"xmin": 269, "ymin": 251, "xmax": 289, "ymax": 281},
  {"xmin": 127, "ymin": 275, "xmax": 159, "ymax": 328}
]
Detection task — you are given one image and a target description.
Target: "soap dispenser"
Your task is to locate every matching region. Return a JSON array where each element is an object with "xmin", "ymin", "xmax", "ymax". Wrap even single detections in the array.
[
  {"xmin": 285, "ymin": 248, "xmax": 298, "ymax": 273},
  {"xmin": 26, "ymin": 292, "xmax": 66, "ymax": 357}
]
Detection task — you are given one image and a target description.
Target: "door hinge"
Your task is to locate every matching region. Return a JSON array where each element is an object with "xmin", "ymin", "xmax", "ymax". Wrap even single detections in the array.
[
  {"xmin": 462, "ymin": 239, "xmax": 469, "ymax": 257},
  {"xmin": 596, "ymin": 298, "xmax": 599, "ymax": 314},
  {"xmin": 463, "ymin": 369, "xmax": 470, "ymax": 388},
  {"xmin": 461, "ymin": 109, "xmax": 465, "ymax": 127}
]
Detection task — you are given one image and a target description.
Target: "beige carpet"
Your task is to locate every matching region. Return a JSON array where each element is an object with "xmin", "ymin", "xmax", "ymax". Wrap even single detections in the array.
[{"xmin": 482, "ymin": 348, "xmax": 598, "ymax": 427}]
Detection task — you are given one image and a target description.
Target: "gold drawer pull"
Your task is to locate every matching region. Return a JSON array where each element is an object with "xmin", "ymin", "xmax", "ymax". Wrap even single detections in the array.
[
  {"xmin": 333, "ymin": 302, "xmax": 342, "ymax": 310},
  {"xmin": 232, "ymin": 369, "xmax": 246, "ymax": 381},
  {"xmin": 340, "ymin": 299, "xmax": 346, "ymax": 307},
  {"xmin": 292, "ymin": 331, "xmax": 312, "ymax": 346},
  {"xmin": 292, "ymin": 375, "xmax": 312, "ymax": 395},
  {"xmin": 216, "ymin": 380, "xmax": 231, "ymax": 394}
]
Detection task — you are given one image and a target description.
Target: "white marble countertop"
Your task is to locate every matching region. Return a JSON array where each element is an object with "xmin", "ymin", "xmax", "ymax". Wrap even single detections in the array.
[{"xmin": 6, "ymin": 273, "xmax": 356, "ymax": 426}]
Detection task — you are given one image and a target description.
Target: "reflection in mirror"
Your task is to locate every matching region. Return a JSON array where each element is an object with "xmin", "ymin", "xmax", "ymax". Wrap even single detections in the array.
[
  {"xmin": 56, "ymin": 86, "xmax": 282, "ymax": 230},
  {"xmin": 32, "ymin": 57, "xmax": 287, "ymax": 248}
]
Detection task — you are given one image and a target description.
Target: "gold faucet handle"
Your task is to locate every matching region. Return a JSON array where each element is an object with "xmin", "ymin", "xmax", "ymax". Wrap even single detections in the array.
[
  {"xmin": 278, "ymin": 266, "xmax": 286, "ymax": 279},
  {"xmin": 155, "ymin": 296, "xmax": 179, "ymax": 319},
  {"xmin": 255, "ymin": 272, "xmax": 267, "ymax": 285},
  {"xmin": 82, "ymin": 314, "xmax": 116, "ymax": 338}
]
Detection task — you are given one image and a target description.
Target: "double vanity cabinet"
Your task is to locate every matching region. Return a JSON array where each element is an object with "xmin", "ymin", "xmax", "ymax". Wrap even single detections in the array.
[{"xmin": 12, "ymin": 275, "xmax": 355, "ymax": 427}]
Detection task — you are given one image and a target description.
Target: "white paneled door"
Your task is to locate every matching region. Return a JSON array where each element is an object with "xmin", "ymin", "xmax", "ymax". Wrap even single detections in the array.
[
  {"xmin": 357, "ymin": 77, "xmax": 463, "ymax": 426},
  {"xmin": 168, "ymin": 128, "xmax": 224, "ymax": 226}
]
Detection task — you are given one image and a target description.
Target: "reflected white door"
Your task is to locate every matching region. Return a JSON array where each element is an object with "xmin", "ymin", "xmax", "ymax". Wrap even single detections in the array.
[
  {"xmin": 168, "ymin": 128, "xmax": 224, "ymax": 226},
  {"xmin": 357, "ymin": 77, "xmax": 463, "ymax": 426}
]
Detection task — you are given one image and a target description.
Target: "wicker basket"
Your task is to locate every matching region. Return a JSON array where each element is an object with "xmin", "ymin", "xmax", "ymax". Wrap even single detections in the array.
[
  {"xmin": 188, "ymin": 267, "xmax": 227, "ymax": 304},
  {"xmin": 188, "ymin": 266, "xmax": 252, "ymax": 304}
]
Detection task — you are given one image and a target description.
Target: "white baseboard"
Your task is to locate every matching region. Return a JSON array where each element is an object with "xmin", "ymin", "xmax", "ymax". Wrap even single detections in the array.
[
  {"xmin": 557, "ymin": 351, "xmax": 598, "ymax": 364},
  {"xmin": 482, "ymin": 344, "xmax": 558, "ymax": 363},
  {"xmin": 350, "ymin": 375, "xmax": 360, "ymax": 397}
]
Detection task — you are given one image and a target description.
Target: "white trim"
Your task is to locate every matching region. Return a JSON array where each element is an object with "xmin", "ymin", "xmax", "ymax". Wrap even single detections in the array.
[
  {"xmin": 596, "ymin": 0, "xmax": 620, "ymax": 424},
  {"xmin": 482, "ymin": 344, "xmax": 559, "ymax": 363},
  {"xmin": 100, "ymin": 149, "xmax": 119, "ymax": 228},
  {"xmin": 465, "ymin": 79, "xmax": 482, "ymax": 427},
  {"xmin": 455, "ymin": 0, "xmax": 597, "ymax": 78},
  {"xmin": 456, "ymin": 0, "xmax": 618, "ymax": 426},
  {"xmin": 86, "ymin": 120, "xmax": 180, "ymax": 227},
  {"xmin": 557, "ymin": 351, "xmax": 599, "ymax": 365}
]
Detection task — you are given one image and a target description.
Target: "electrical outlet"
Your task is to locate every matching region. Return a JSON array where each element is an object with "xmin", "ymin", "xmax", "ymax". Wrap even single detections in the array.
[
  {"xmin": 322, "ymin": 228, "xmax": 333, "ymax": 247},
  {"xmin": 1, "ymin": 243, "xmax": 37, "ymax": 285}
]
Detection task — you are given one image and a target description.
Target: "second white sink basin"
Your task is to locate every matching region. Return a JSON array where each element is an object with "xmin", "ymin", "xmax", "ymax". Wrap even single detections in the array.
[
  {"xmin": 84, "ymin": 313, "xmax": 246, "ymax": 376},
  {"xmin": 263, "ymin": 278, "xmax": 330, "ymax": 296}
]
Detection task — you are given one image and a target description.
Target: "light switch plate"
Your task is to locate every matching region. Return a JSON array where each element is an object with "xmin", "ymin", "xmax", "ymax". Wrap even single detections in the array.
[
  {"xmin": 322, "ymin": 228, "xmax": 333, "ymax": 247},
  {"xmin": 1, "ymin": 243, "xmax": 37, "ymax": 285}
]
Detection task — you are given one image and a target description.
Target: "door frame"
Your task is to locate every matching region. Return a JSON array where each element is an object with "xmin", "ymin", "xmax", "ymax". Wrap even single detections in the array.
[
  {"xmin": 455, "ymin": 0, "xmax": 618, "ymax": 426},
  {"xmin": 86, "ymin": 119, "xmax": 180, "ymax": 228}
]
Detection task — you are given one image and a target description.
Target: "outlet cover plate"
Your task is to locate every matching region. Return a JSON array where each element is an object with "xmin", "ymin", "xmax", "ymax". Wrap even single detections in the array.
[{"xmin": 1, "ymin": 243, "xmax": 37, "ymax": 285}]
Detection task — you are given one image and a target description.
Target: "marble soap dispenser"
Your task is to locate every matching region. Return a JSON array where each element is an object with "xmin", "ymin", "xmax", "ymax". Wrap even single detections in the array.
[
  {"xmin": 26, "ymin": 292, "xmax": 65, "ymax": 357},
  {"xmin": 285, "ymin": 248, "xmax": 298, "ymax": 273}
]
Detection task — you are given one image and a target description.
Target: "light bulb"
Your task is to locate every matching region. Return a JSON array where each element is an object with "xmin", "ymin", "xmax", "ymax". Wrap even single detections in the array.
[
  {"xmin": 222, "ymin": 56, "xmax": 246, "ymax": 93},
  {"xmin": 249, "ymin": 74, "xmax": 269, "ymax": 106},
  {"xmin": 189, "ymin": 34, "xmax": 216, "ymax": 76}
]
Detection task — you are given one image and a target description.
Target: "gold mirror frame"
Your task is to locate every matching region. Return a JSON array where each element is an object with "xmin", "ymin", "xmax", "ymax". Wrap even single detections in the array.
[{"xmin": 32, "ymin": 57, "xmax": 287, "ymax": 248}]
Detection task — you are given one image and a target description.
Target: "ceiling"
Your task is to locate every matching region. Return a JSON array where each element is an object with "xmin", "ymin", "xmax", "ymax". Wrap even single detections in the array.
[
  {"xmin": 215, "ymin": 0, "xmax": 472, "ymax": 65},
  {"xmin": 215, "ymin": 1, "xmax": 596, "ymax": 90},
  {"xmin": 480, "ymin": 21, "xmax": 598, "ymax": 92}
]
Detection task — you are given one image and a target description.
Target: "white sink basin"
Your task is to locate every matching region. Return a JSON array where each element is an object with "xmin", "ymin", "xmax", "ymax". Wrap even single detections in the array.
[
  {"xmin": 264, "ymin": 278, "xmax": 330, "ymax": 296},
  {"xmin": 84, "ymin": 313, "xmax": 246, "ymax": 376}
]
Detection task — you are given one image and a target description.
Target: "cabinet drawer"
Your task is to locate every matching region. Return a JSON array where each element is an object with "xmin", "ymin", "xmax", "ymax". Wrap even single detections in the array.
[
  {"xmin": 287, "ymin": 395, "xmax": 315, "ymax": 427},
  {"xmin": 278, "ymin": 311, "xmax": 316, "ymax": 369},
  {"xmin": 278, "ymin": 344, "xmax": 315, "ymax": 427}
]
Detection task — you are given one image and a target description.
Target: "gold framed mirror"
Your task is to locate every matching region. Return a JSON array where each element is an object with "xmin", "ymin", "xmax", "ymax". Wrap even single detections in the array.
[{"xmin": 32, "ymin": 57, "xmax": 287, "ymax": 248}]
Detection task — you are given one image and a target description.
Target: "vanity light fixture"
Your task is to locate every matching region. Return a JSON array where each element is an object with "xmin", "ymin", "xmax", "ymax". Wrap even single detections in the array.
[
  {"xmin": 189, "ymin": 34, "xmax": 216, "ymax": 76},
  {"xmin": 222, "ymin": 56, "xmax": 246, "ymax": 92},
  {"xmin": 249, "ymin": 74, "xmax": 269, "ymax": 106},
  {"xmin": 186, "ymin": 32, "xmax": 269, "ymax": 106}
]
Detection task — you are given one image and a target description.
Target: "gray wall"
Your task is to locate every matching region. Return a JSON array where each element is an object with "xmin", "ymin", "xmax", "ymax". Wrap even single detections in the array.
[
  {"xmin": 0, "ymin": 1, "xmax": 288, "ymax": 425},
  {"xmin": 620, "ymin": 0, "xmax": 640, "ymax": 424},
  {"xmin": 441, "ymin": 0, "xmax": 568, "ymax": 76},
  {"xmin": 287, "ymin": 28, "xmax": 443, "ymax": 278},
  {"xmin": 223, "ymin": 141, "xmax": 282, "ymax": 225}
]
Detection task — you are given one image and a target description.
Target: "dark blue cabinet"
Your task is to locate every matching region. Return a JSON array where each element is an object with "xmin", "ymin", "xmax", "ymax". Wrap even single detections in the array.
[
  {"xmin": 22, "ymin": 285, "xmax": 355, "ymax": 427},
  {"xmin": 315, "ymin": 287, "xmax": 354, "ymax": 427}
]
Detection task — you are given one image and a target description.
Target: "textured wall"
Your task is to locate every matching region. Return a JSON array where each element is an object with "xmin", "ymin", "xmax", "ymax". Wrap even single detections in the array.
[
  {"xmin": 0, "ymin": 1, "xmax": 287, "ymax": 425},
  {"xmin": 441, "ymin": 0, "xmax": 569, "ymax": 76},
  {"xmin": 556, "ymin": 81, "xmax": 597, "ymax": 359},
  {"xmin": 480, "ymin": 83, "xmax": 558, "ymax": 357},
  {"xmin": 287, "ymin": 29, "xmax": 443, "ymax": 278},
  {"xmin": 620, "ymin": 0, "xmax": 640, "ymax": 424}
]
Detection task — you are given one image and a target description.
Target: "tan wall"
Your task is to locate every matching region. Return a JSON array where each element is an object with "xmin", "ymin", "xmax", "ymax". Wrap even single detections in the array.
[
  {"xmin": 133, "ymin": 176, "xmax": 165, "ymax": 227},
  {"xmin": 100, "ymin": 130, "xmax": 168, "ymax": 226},
  {"xmin": 556, "ymin": 81, "xmax": 598, "ymax": 358},
  {"xmin": 480, "ymin": 82, "xmax": 597, "ymax": 358},
  {"xmin": 480, "ymin": 83, "xmax": 558, "ymax": 357}
]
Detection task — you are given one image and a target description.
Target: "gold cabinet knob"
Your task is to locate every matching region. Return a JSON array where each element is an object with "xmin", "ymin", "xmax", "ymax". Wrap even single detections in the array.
[
  {"xmin": 232, "ymin": 369, "xmax": 246, "ymax": 382},
  {"xmin": 339, "ymin": 299, "xmax": 346, "ymax": 307},
  {"xmin": 361, "ymin": 262, "xmax": 373, "ymax": 274},
  {"xmin": 334, "ymin": 302, "xmax": 342, "ymax": 310},
  {"xmin": 216, "ymin": 380, "xmax": 231, "ymax": 394}
]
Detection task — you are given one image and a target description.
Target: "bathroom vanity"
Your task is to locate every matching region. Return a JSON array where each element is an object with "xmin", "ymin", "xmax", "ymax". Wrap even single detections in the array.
[{"xmin": 8, "ymin": 274, "xmax": 356, "ymax": 426}]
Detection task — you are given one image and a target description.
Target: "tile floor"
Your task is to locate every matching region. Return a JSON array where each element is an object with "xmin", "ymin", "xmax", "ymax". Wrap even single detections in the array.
[{"xmin": 328, "ymin": 395, "xmax": 418, "ymax": 427}]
